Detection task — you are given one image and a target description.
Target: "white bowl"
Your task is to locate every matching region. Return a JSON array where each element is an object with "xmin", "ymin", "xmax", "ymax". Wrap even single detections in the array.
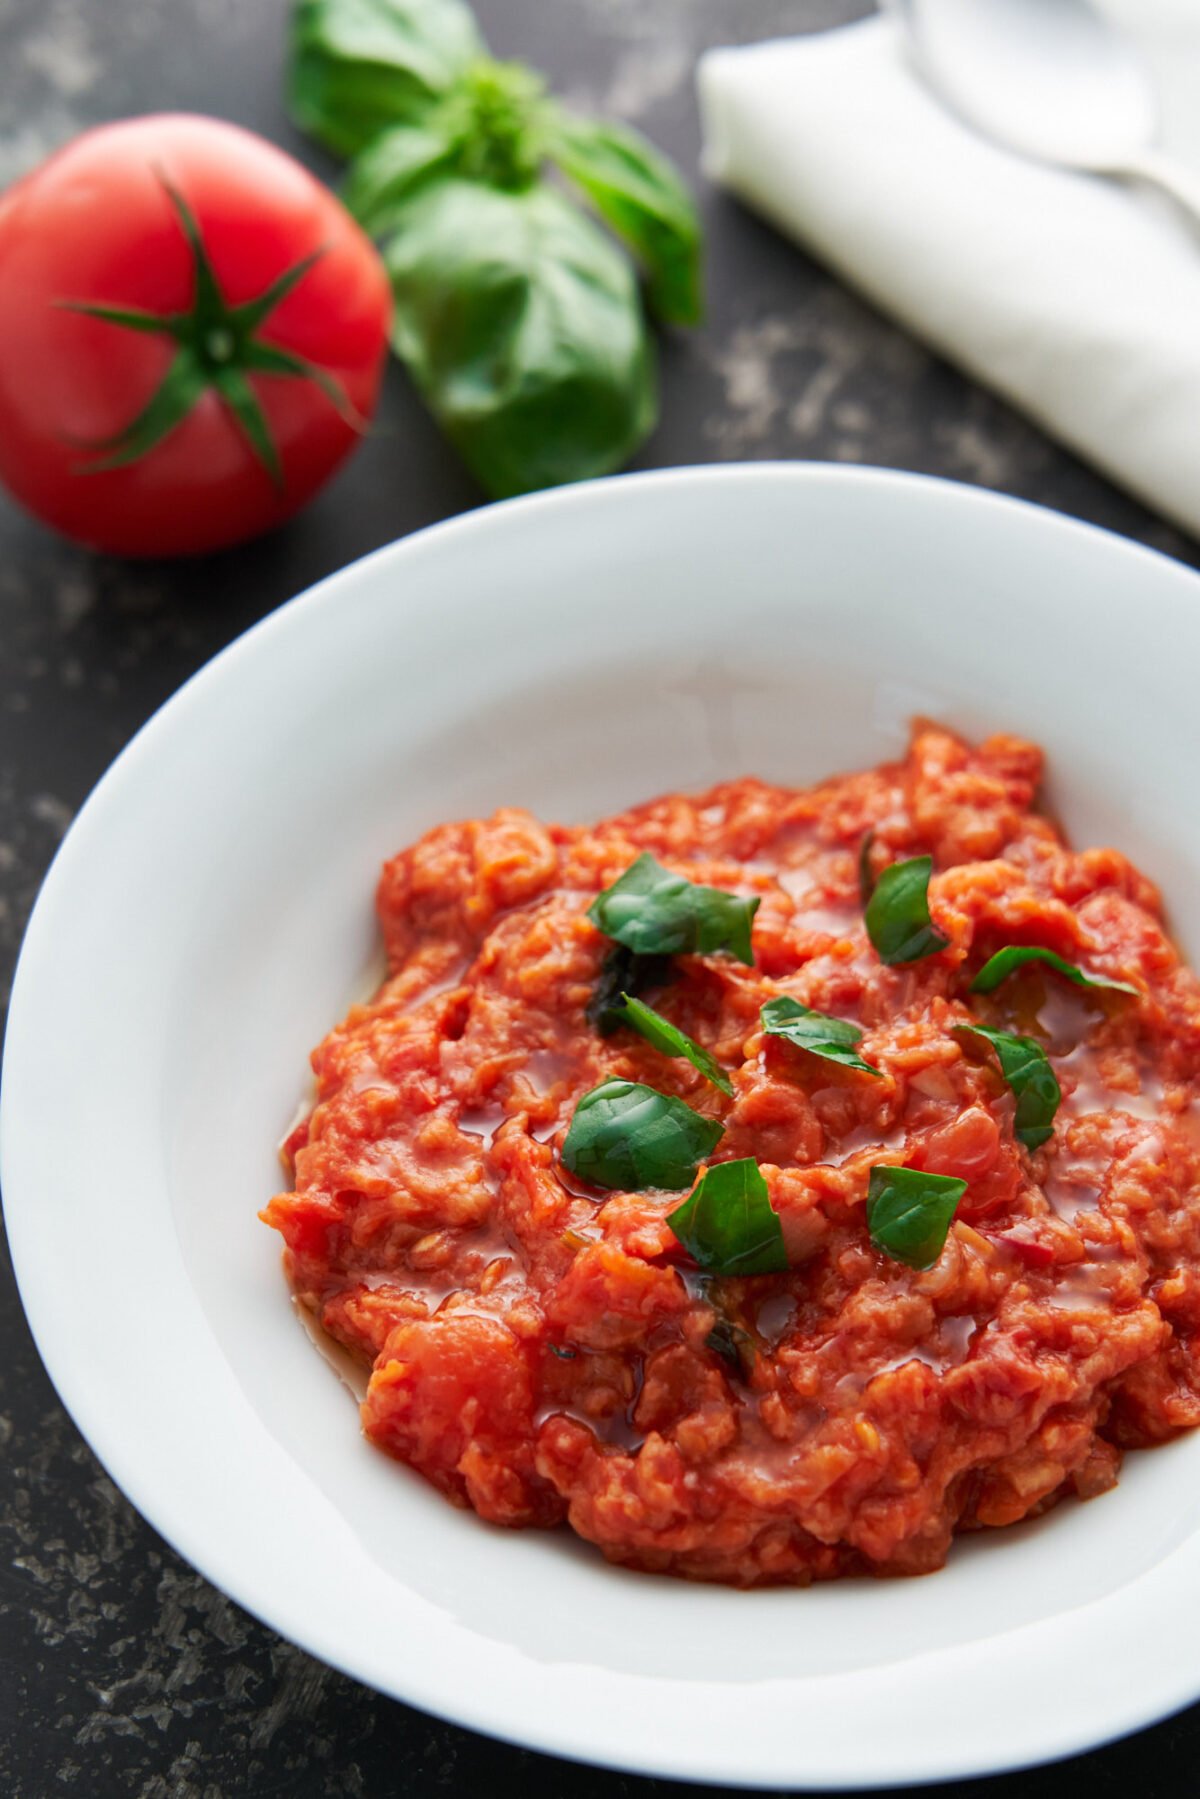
[{"xmin": 5, "ymin": 465, "xmax": 1200, "ymax": 1789}]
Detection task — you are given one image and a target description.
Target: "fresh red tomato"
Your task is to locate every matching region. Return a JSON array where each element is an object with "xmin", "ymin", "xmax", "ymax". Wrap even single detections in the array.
[{"xmin": 0, "ymin": 114, "xmax": 391, "ymax": 557}]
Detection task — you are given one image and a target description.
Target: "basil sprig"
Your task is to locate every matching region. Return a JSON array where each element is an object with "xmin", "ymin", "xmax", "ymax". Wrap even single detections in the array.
[
  {"xmin": 864, "ymin": 855, "xmax": 950, "ymax": 966},
  {"xmin": 866, "ymin": 1166, "xmax": 967, "ymax": 1270},
  {"xmin": 667, "ymin": 1158, "xmax": 788, "ymax": 1276},
  {"xmin": 287, "ymin": 3, "xmax": 702, "ymax": 496},
  {"xmin": 562, "ymin": 1079, "xmax": 722, "ymax": 1192},
  {"xmin": 608, "ymin": 993, "xmax": 733, "ymax": 1096},
  {"xmin": 955, "ymin": 1022, "xmax": 1061, "ymax": 1151},
  {"xmin": 970, "ymin": 945, "xmax": 1138, "ymax": 997},
  {"xmin": 760, "ymin": 995, "xmax": 882, "ymax": 1077},
  {"xmin": 589, "ymin": 852, "xmax": 759, "ymax": 965}
]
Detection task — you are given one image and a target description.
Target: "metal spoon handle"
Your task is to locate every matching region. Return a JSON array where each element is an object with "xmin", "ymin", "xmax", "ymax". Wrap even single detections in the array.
[{"xmin": 1114, "ymin": 146, "xmax": 1200, "ymax": 232}]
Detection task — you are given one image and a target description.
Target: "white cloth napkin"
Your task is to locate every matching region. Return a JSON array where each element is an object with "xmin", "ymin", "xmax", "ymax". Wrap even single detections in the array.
[{"xmin": 698, "ymin": 5, "xmax": 1200, "ymax": 538}]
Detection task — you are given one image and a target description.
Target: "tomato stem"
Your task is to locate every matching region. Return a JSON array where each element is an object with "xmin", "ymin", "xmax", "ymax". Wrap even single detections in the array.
[
  {"xmin": 57, "ymin": 174, "xmax": 353, "ymax": 485},
  {"xmin": 204, "ymin": 328, "xmax": 235, "ymax": 366}
]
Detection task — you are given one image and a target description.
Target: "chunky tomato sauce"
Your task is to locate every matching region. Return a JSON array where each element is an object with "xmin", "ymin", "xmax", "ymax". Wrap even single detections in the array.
[{"xmin": 263, "ymin": 727, "xmax": 1200, "ymax": 1584}]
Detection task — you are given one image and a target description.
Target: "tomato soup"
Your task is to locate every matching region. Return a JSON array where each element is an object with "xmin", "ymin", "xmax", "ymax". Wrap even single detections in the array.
[{"xmin": 263, "ymin": 726, "xmax": 1200, "ymax": 1584}]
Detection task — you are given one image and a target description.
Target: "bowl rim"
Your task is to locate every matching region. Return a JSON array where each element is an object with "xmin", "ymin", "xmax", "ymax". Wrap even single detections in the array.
[{"xmin": 6, "ymin": 462, "xmax": 1200, "ymax": 1789}]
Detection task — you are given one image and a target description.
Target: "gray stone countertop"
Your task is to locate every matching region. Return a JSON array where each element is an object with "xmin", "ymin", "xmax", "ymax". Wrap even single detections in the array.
[{"xmin": 2, "ymin": 1, "xmax": 1198, "ymax": 1793}]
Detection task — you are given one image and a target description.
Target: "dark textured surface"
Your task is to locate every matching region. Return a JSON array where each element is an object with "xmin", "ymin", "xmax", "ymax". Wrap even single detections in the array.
[{"xmin": 2, "ymin": 1, "xmax": 1199, "ymax": 1793}]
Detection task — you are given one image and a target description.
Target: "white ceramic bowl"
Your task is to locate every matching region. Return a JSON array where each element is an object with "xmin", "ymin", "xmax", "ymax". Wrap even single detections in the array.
[{"xmin": 6, "ymin": 465, "xmax": 1200, "ymax": 1789}]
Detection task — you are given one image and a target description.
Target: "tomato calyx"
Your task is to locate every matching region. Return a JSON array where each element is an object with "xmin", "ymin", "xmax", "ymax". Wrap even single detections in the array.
[{"xmin": 56, "ymin": 173, "xmax": 358, "ymax": 487}]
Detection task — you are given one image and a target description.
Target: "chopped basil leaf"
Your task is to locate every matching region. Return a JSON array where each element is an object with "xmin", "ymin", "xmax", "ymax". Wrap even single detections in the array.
[
  {"xmin": 858, "ymin": 828, "xmax": 876, "ymax": 905},
  {"xmin": 705, "ymin": 1316, "xmax": 757, "ymax": 1379},
  {"xmin": 970, "ymin": 944, "xmax": 1139, "ymax": 997},
  {"xmin": 589, "ymin": 852, "xmax": 759, "ymax": 965},
  {"xmin": 609, "ymin": 993, "xmax": 733, "ymax": 1096},
  {"xmin": 562, "ymin": 1078, "xmax": 723, "ymax": 1192},
  {"xmin": 587, "ymin": 944, "xmax": 671, "ymax": 1035},
  {"xmin": 955, "ymin": 1022, "xmax": 1061, "ymax": 1151},
  {"xmin": 760, "ymin": 995, "xmax": 882, "ymax": 1078},
  {"xmin": 866, "ymin": 1165, "xmax": 967, "ymax": 1270},
  {"xmin": 864, "ymin": 854, "xmax": 950, "ymax": 966},
  {"xmin": 667, "ymin": 1157, "xmax": 788, "ymax": 1276}
]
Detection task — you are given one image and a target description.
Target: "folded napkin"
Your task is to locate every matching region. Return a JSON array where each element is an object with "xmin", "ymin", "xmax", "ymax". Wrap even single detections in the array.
[{"xmin": 698, "ymin": 9, "xmax": 1200, "ymax": 538}]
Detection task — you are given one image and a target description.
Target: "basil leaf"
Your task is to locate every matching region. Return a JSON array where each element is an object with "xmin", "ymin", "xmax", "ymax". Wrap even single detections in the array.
[
  {"xmin": 954, "ymin": 1023, "xmax": 1061, "ymax": 1151},
  {"xmin": 866, "ymin": 1166, "xmax": 967, "ymax": 1270},
  {"xmin": 342, "ymin": 117, "xmax": 463, "ymax": 234},
  {"xmin": 760, "ymin": 995, "xmax": 882, "ymax": 1078},
  {"xmin": 667, "ymin": 1158, "xmax": 788, "ymax": 1276},
  {"xmin": 587, "ymin": 944, "xmax": 672, "ymax": 1036},
  {"xmin": 562, "ymin": 1079, "xmax": 723, "ymax": 1192},
  {"xmin": 290, "ymin": 0, "xmax": 485, "ymax": 156},
  {"xmin": 382, "ymin": 178, "xmax": 656, "ymax": 497},
  {"xmin": 864, "ymin": 855, "xmax": 949, "ymax": 965},
  {"xmin": 609, "ymin": 993, "xmax": 733, "ymax": 1096},
  {"xmin": 970, "ymin": 944, "xmax": 1139, "ymax": 997},
  {"xmin": 547, "ymin": 110, "xmax": 702, "ymax": 327},
  {"xmin": 589, "ymin": 852, "xmax": 758, "ymax": 965}
]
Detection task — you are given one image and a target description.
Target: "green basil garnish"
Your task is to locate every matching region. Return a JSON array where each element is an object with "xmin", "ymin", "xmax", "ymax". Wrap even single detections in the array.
[
  {"xmin": 589, "ymin": 852, "xmax": 758, "ymax": 965},
  {"xmin": 587, "ymin": 944, "xmax": 672, "ymax": 1036},
  {"xmin": 970, "ymin": 945, "xmax": 1139, "ymax": 997},
  {"xmin": 760, "ymin": 995, "xmax": 882, "ymax": 1078},
  {"xmin": 286, "ymin": 4, "xmax": 703, "ymax": 497},
  {"xmin": 864, "ymin": 855, "xmax": 949, "ymax": 965},
  {"xmin": 608, "ymin": 993, "xmax": 733, "ymax": 1096},
  {"xmin": 562, "ymin": 1079, "xmax": 723, "ymax": 1192},
  {"xmin": 866, "ymin": 1165, "xmax": 967, "ymax": 1270},
  {"xmin": 955, "ymin": 1023, "xmax": 1061, "ymax": 1151},
  {"xmin": 667, "ymin": 1158, "xmax": 788, "ymax": 1276}
]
